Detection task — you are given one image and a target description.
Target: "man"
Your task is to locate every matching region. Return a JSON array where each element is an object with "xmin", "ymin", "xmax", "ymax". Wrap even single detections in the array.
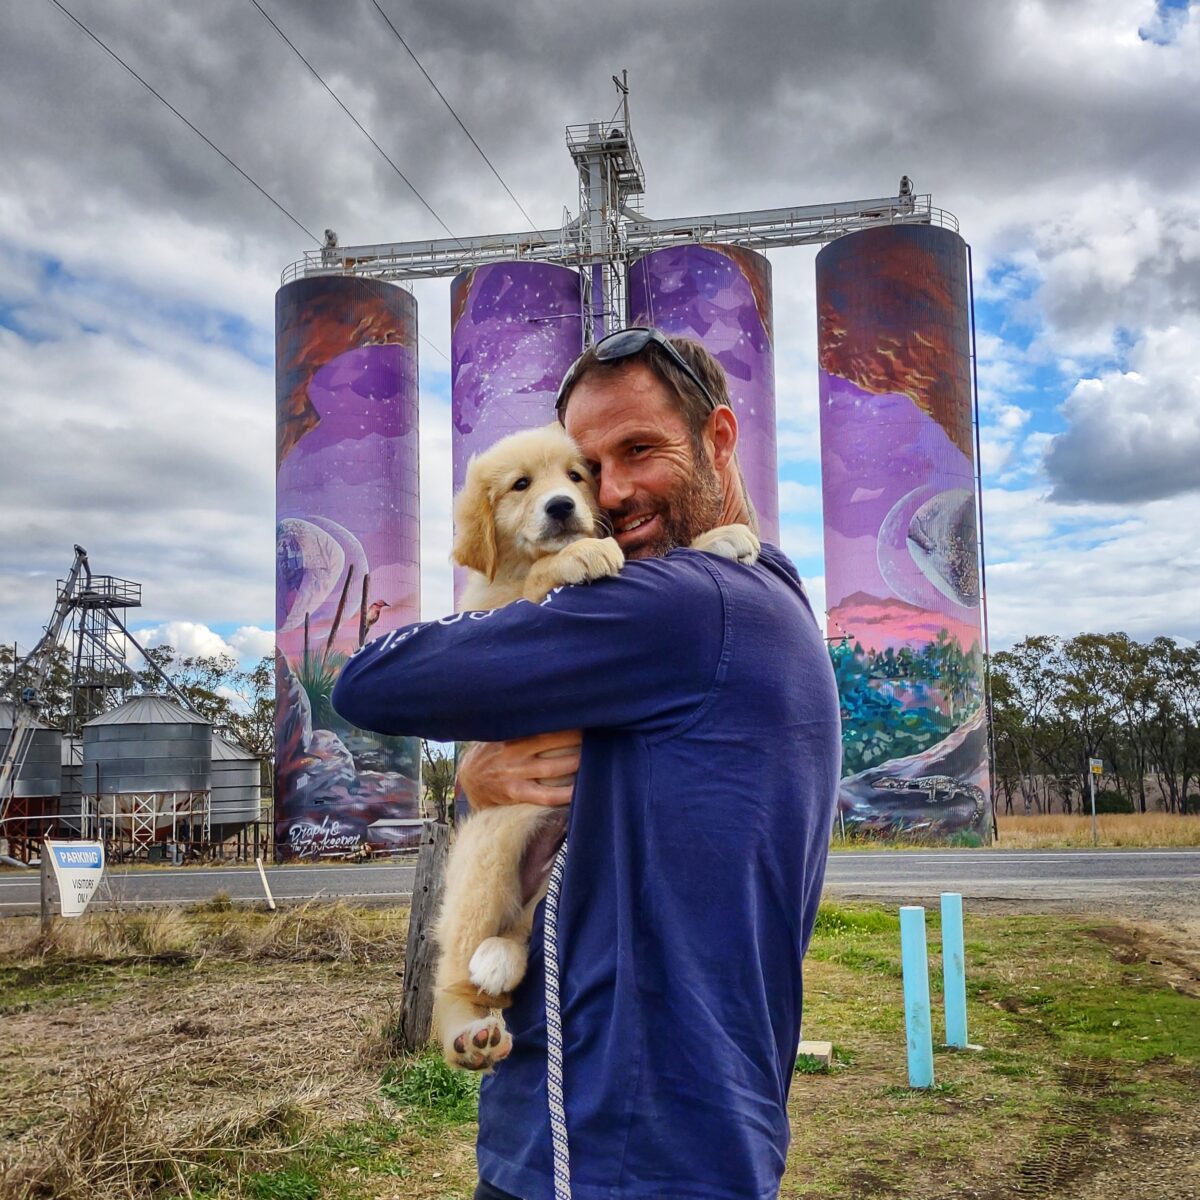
[{"xmin": 332, "ymin": 329, "xmax": 840, "ymax": 1200}]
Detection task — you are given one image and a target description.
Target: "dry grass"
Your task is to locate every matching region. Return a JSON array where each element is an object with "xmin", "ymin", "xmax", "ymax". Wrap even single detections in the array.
[
  {"xmin": 0, "ymin": 1073, "xmax": 325, "ymax": 1200},
  {"xmin": 0, "ymin": 898, "xmax": 407, "ymax": 966},
  {"xmin": 997, "ymin": 812, "xmax": 1200, "ymax": 848},
  {"xmin": 0, "ymin": 902, "xmax": 411, "ymax": 1199},
  {"xmin": 4, "ymin": 901, "xmax": 1200, "ymax": 1198}
]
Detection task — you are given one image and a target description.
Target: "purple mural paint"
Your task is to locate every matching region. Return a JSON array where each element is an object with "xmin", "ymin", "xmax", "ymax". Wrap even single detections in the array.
[
  {"xmin": 816, "ymin": 225, "xmax": 990, "ymax": 843},
  {"xmin": 627, "ymin": 244, "xmax": 779, "ymax": 542},
  {"xmin": 450, "ymin": 261, "xmax": 585, "ymax": 602},
  {"xmin": 275, "ymin": 276, "xmax": 421, "ymax": 858}
]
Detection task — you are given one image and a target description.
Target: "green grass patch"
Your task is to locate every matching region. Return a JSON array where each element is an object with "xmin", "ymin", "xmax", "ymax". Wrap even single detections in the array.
[
  {"xmin": 811, "ymin": 903, "xmax": 900, "ymax": 937},
  {"xmin": 0, "ymin": 958, "xmax": 184, "ymax": 1013},
  {"xmin": 244, "ymin": 1166, "xmax": 323, "ymax": 1200},
  {"xmin": 794, "ymin": 1053, "xmax": 829, "ymax": 1075},
  {"xmin": 380, "ymin": 1051, "xmax": 481, "ymax": 1125}
]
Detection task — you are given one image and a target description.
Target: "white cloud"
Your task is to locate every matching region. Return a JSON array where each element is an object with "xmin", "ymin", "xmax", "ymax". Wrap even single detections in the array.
[
  {"xmin": 983, "ymin": 485, "xmax": 1200, "ymax": 644},
  {"xmin": 1043, "ymin": 322, "xmax": 1200, "ymax": 502},
  {"xmin": 228, "ymin": 626, "xmax": 275, "ymax": 660},
  {"xmin": 130, "ymin": 621, "xmax": 238, "ymax": 661},
  {"xmin": 804, "ymin": 574, "xmax": 827, "ymax": 628},
  {"xmin": 2, "ymin": 0, "xmax": 1200, "ymax": 655},
  {"xmin": 417, "ymin": 391, "xmax": 456, "ymax": 620}
]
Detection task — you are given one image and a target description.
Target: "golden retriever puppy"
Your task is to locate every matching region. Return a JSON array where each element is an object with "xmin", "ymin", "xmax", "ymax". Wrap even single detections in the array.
[
  {"xmin": 452, "ymin": 422, "xmax": 624, "ymax": 611},
  {"xmin": 433, "ymin": 422, "xmax": 759, "ymax": 1070}
]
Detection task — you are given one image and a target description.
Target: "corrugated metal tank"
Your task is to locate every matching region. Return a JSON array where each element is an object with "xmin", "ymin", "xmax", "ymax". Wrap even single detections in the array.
[
  {"xmin": 210, "ymin": 733, "xmax": 262, "ymax": 826},
  {"xmin": 81, "ymin": 696, "xmax": 211, "ymax": 795},
  {"xmin": 0, "ymin": 701, "xmax": 62, "ymax": 797},
  {"xmin": 58, "ymin": 736, "xmax": 83, "ymax": 832}
]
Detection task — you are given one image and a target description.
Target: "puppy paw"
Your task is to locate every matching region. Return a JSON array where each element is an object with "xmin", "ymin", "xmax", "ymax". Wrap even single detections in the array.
[
  {"xmin": 469, "ymin": 936, "xmax": 528, "ymax": 995},
  {"xmin": 523, "ymin": 536, "xmax": 625, "ymax": 601},
  {"xmin": 447, "ymin": 1015, "xmax": 513, "ymax": 1072},
  {"xmin": 692, "ymin": 523, "xmax": 760, "ymax": 564},
  {"xmin": 559, "ymin": 536, "xmax": 625, "ymax": 584}
]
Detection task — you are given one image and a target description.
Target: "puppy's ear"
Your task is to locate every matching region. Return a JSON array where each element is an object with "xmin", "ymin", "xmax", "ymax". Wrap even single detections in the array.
[{"xmin": 451, "ymin": 462, "xmax": 499, "ymax": 581}]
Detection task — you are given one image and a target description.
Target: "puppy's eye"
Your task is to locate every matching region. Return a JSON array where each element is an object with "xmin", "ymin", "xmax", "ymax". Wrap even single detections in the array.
[
  {"xmin": 567, "ymin": 470, "xmax": 584, "ymax": 482},
  {"xmin": 512, "ymin": 477, "xmax": 531, "ymax": 492}
]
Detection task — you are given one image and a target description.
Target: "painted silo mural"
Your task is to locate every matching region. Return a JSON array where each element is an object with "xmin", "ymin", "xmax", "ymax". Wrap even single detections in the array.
[
  {"xmin": 275, "ymin": 276, "xmax": 421, "ymax": 858},
  {"xmin": 627, "ymin": 244, "xmax": 780, "ymax": 542},
  {"xmin": 450, "ymin": 261, "xmax": 585, "ymax": 603},
  {"xmin": 816, "ymin": 224, "xmax": 991, "ymax": 842}
]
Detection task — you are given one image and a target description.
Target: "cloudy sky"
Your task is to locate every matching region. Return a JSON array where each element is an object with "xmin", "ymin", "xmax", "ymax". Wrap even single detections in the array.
[{"xmin": 1, "ymin": 0, "xmax": 1197, "ymax": 666}]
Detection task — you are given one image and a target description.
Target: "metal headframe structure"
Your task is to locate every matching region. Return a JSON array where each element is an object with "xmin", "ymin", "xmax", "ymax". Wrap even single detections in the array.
[
  {"xmin": 282, "ymin": 75, "xmax": 958, "ymax": 342},
  {"xmin": 1, "ymin": 547, "xmax": 206, "ymax": 850}
]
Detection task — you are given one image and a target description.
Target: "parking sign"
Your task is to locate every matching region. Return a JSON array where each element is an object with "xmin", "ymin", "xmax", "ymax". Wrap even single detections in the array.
[{"xmin": 45, "ymin": 840, "xmax": 105, "ymax": 918}]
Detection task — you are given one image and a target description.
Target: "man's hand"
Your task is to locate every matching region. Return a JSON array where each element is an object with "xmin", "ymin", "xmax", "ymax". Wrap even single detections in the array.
[{"xmin": 456, "ymin": 731, "xmax": 581, "ymax": 810}]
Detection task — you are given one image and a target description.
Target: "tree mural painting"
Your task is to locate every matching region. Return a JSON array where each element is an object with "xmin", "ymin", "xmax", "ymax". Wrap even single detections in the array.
[
  {"xmin": 275, "ymin": 276, "xmax": 421, "ymax": 858},
  {"xmin": 817, "ymin": 225, "xmax": 991, "ymax": 841}
]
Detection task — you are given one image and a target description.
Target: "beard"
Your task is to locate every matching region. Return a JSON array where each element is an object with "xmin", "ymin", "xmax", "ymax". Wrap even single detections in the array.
[{"xmin": 610, "ymin": 445, "xmax": 725, "ymax": 560}]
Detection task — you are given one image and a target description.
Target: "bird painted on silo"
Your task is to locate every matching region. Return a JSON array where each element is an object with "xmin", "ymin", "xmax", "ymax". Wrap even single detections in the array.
[{"xmin": 363, "ymin": 600, "xmax": 390, "ymax": 632}]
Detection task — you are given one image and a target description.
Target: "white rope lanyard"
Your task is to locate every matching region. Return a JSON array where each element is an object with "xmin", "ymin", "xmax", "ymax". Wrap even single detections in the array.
[{"xmin": 544, "ymin": 839, "xmax": 572, "ymax": 1200}]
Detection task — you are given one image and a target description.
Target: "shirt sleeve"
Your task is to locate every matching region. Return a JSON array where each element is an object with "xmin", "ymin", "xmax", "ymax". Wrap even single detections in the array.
[{"xmin": 330, "ymin": 552, "xmax": 727, "ymax": 743}]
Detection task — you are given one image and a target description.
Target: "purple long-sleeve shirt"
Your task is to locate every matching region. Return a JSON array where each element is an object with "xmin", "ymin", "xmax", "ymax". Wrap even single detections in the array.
[{"xmin": 332, "ymin": 543, "xmax": 841, "ymax": 1200}]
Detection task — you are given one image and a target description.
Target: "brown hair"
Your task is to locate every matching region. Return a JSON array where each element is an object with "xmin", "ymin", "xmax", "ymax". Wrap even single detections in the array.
[
  {"xmin": 558, "ymin": 334, "xmax": 730, "ymax": 446},
  {"xmin": 558, "ymin": 333, "xmax": 758, "ymax": 532}
]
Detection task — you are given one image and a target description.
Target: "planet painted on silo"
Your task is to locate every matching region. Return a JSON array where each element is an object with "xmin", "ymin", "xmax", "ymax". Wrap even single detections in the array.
[
  {"xmin": 877, "ymin": 485, "xmax": 978, "ymax": 610},
  {"xmin": 907, "ymin": 489, "xmax": 978, "ymax": 606},
  {"xmin": 276, "ymin": 516, "xmax": 369, "ymax": 633}
]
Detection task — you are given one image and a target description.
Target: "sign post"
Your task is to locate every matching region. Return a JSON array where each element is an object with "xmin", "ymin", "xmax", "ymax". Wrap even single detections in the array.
[
  {"xmin": 1088, "ymin": 758, "xmax": 1103, "ymax": 847},
  {"xmin": 41, "ymin": 839, "xmax": 106, "ymax": 928},
  {"xmin": 39, "ymin": 844, "xmax": 52, "ymax": 934}
]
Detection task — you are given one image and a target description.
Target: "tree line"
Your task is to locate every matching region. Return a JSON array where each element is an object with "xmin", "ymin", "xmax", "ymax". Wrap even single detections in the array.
[
  {"xmin": 1, "ymin": 641, "xmax": 274, "ymax": 760},
  {"xmin": 990, "ymin": 634, "xmax": 1199, "ymax": 816},
  {"xmin": 11, "ymin": 629, "xmax": 1196, "ymax": 820}
]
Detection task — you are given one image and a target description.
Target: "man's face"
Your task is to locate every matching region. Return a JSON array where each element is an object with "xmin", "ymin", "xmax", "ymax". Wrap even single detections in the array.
[{"xmin": 563, "ymin": 361, "xmax": 723, "ymax": 560}]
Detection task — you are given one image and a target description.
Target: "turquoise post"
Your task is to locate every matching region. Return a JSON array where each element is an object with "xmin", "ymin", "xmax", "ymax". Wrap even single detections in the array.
[
  {"xmin": 941, "ymin": 892, "xmax": 968, "ymax": 1048},
  {"xmin": 900, "ymin": 905, "xmax": 934, "ymax": 1087}
]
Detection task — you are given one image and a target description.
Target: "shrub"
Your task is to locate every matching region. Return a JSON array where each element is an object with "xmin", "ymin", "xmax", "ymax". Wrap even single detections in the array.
[{"xmin": 1091, "ymin": 790, "xmax": 1134, "ymax": 815}]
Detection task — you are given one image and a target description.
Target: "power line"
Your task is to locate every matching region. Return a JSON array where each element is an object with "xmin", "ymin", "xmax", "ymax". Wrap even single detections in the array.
[
  {"xmin": 419, "ymin": 331, "xmax": 450, "ymax": 365},
  {"xmin": 45, "ymin": 0, "xmax": 319, "ymax": 244},
  {"xmin": 369, "ymin": 0, "xmax": 538, "ymax": 232},
  {"xmin": 47, "ymin": 0, "xmax": 454, "ymax": 362},
  {"xmin": 248, "ymin": 0, "xmax": 461, "ymax": 246}
]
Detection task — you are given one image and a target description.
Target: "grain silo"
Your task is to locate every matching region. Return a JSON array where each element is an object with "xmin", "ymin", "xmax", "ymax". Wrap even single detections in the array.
[
  {"xmin": 58, "ymin": 736, "xmax": 83, "ymax": 836},
  {"xmin": 82, "ymin": 696, "xmax": 211, "ymax": 852},
  {"xmin": 816, "ymin": 223, "xmax": 990, "ymax": 843},
  {"xmin": 209, "ymin": 732, "xmax": 262, "ymax": 841},
  {"xmin": 0, "ymin": 702, "xmax": 62, "ymax": 862}
]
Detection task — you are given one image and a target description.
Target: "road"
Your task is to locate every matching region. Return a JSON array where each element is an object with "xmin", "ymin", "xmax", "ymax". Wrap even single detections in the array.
[
  {"xmin": 2, "ymin": 848, "xmax": 1198, "ymax": 916},
  {"xmin": 822, "ymin": 848, "xmax": 1200, "ymax": 908},
  {"xmin": 0, "ymin": 862, "xmax": 418, "ymax": 915}
]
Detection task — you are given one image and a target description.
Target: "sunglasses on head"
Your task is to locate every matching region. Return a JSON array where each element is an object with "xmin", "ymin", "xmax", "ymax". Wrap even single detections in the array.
[{"xmin": 554, "ymin": 327, "xmax": 719, "ymax": 417}]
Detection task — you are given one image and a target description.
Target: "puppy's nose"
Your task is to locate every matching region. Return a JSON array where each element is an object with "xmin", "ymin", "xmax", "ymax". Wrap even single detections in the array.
[{"xmin": 545, "ymin": 496, "xmax": 576, "ymax": 521}]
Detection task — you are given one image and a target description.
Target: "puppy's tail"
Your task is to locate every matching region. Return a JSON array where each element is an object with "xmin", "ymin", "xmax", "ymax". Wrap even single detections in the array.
[{"xmin": 440, "ymin": 978, "xmax": 513, "ymax": 1011}]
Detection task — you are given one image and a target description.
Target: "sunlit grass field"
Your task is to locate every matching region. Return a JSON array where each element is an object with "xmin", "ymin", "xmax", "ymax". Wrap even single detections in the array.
[{"xmin": 996, "ymin": 812, "xmax": 1200, "ymax": 848}]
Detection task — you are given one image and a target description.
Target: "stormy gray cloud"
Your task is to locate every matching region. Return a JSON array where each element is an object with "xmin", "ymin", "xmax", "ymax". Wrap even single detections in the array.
[{"xmin": 1, "ymin": 0, "xmax": 1198, "ymax": 647}]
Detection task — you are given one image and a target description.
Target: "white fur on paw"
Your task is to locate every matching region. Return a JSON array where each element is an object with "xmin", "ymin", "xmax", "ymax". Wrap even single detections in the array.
[
  {"xmin": 469, "ymin": 936, "xmax": 528, "ymax": 995},
  {"xmin": 448, "ymin": 1015, "xmax": 512, "ymax": 1072},
  {"xmin": 695, "ymin": 525, "xmax": 760, "ymax": 564}
]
